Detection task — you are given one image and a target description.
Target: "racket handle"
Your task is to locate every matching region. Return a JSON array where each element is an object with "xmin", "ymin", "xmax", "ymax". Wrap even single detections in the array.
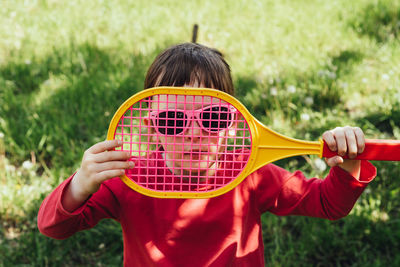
[{"xmin": 322, "ymin": 139, "xmax": 400, "ymax": 161}]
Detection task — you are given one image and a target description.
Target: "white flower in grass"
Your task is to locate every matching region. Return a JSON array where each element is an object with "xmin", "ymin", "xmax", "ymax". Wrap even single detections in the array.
[
  {"xmin": 287, "ymin": 85, "xmax": 296, "ymax": 93},
  {"xmin": 313, "ymin": 158, "xmax": 326, "ymax": 172},
  {"xmin": 339, "ymin": 82, "xmax": 348, "ymax": 89},
  {"xmin": 25, "ymin": 59, "xmax": 31, "ymax": 65},
  {"xmin": 261, "ymin": 93, "xmax": 267, "ymax": 99},
  {"xmin": 362, "ymin": 78, "xmax": 368, "ymax": 83},
  {"xmin": 43, "ymin": 79, "xmax": 51, "ymax": 86},
  {"xmin": 382, "ymin": 74, "xmax": 390, "ymax": 81},
  {"xmin": 14, "ymin": 40, "xmax": 21, "ymax": 49},
  {"xmin": 304, "ymin": 97, "xmax": 314, "ymax": 106},
  {"xmin": 5, "ymin": 164, "xmax": 16, "ymax": 173},
  {"xmin": 268, "ymin": 78, "xmax": 274, "ymax": 84},
  {"xmin": 371, "ymin": 210, "xmax": 389, "ymax": 222},
  {"xmin": 22, "ymin": 160, "xmax": 34, "ymax": 170},
  {"xmin": 327, "ymin": 71, "xmax": 337, "ymax": 80},
  {"xmin": 300, "ymin": 113, "xmax": 310, "ymax": 121},
  {"xmin": 0, "ymin": 132, "xmax": 4, "ymax": 139},
  {"xmin": 270, "ymin": 87, "xmax": 278, "ymax": 96}
]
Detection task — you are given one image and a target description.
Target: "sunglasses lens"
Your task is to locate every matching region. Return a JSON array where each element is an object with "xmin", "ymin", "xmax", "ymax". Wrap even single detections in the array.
[
  {"xmin": 201, "ymin": 106, "xmax": 233, "ymax": 132},
  {"xmin": 156, "ymin": 111, "xmax": 186, "ymax": 135}
]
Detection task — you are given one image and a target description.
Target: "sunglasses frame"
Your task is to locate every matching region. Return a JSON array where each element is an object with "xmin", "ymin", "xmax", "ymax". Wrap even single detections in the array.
[{"xmin": 149, "ymin": 104, "xmax": 237, "ymax": 136}]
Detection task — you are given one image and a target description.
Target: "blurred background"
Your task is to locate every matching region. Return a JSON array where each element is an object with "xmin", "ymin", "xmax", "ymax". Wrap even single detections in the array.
[{"xmin": 1, "ymin": 0, "xmax": 399, "ymax": 265}]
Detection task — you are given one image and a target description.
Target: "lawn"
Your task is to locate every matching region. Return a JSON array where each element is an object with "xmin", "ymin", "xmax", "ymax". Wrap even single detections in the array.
[{"xmin": 1, "ymin": 0, "xmax": 400, "ymax": 266}]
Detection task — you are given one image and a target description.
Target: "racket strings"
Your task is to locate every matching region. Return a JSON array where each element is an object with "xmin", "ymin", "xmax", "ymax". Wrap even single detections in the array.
[{"xmin": 114, "ymin": 94, "xmax": 251, "ymax": 193}]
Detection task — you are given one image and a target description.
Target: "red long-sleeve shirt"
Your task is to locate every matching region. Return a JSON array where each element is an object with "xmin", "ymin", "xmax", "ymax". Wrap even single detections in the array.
[{"xmin": 38, "ymin": 153, "xmax": 376, "ymax": 266}]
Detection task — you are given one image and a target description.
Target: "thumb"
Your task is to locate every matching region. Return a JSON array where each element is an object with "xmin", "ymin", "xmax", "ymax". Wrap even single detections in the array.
[{"xmin": 325, "ymin": 155, "xmax": 344, "ymax": 167}]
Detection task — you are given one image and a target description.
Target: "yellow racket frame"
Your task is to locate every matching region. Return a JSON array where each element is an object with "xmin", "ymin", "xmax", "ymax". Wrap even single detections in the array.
[{"xmin": 107, "ymin": 87, "xmax": 324, "ymax": 198}]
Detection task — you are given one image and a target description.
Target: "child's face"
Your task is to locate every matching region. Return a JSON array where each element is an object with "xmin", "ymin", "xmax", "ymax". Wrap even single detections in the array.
[{"xmin": 145, "ymin": 87, "xmax": 235, "ymax": 176}]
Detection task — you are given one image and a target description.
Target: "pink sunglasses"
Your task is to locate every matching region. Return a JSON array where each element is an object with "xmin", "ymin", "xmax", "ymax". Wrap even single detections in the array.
[{"xmin": 149, "ymin": 104, "xmax": 237, "ymax": 135}]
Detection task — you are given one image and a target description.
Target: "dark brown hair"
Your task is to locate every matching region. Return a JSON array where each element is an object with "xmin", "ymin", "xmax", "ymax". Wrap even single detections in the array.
[{"xmin": 144, "ymin": 43, "xmax": 234, "ymax": 96}]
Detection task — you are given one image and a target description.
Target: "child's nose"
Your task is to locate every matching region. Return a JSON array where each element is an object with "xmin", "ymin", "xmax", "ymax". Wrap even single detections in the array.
[{"xmin": 185, "ymin": 119, "xmax": 202, "ymax": 140}]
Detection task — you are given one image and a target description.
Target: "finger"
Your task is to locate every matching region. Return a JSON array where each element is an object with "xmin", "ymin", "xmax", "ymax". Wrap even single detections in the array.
[
  {"xmin": 344, "ymin": 127, "xmax": 358, "ymax": 159},
  {"xmin": 95, "ymin": 161, "xmax": 135, "ymax": 172},
  {"xmin": 325, "ymin": 156, "xmax": 343, "ymax": 167},
  {"xmin": 322, "ymin": 131, "xmax": 337, "ymax": 152},
  {"xmin": 333, "ymin": 128, "xmax": 347, "ymax": 156},
  {"xmin": 354, "ymin": 127, "xmax": 365, "ymax": 153},
  {"xmin": 88, "ymin": 140, "xmax": 122, "ymax": 154},
  {"xmin": 96, "ymin": 169, "xmax": 126, "ymax": 183},
  {"xmin": 94, "ymin": 150, "xmax": 131, "ymax": 163}
]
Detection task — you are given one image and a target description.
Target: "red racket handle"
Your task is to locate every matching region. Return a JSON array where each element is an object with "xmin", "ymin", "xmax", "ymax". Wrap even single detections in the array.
[{"xmin": 322, "ymin": 139, "xmax": 400, "ymax": 161}]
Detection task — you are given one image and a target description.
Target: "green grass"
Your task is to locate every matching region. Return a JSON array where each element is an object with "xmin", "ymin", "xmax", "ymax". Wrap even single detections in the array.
[{"xmin": 1, "ymin": 0, "xmax": 400, "ymax": 266}]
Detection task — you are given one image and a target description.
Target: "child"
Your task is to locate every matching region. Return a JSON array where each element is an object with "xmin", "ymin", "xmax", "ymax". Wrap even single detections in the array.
[{"xmin": 38, "ymin": 43, "xmax": 376, "ymax": 266}]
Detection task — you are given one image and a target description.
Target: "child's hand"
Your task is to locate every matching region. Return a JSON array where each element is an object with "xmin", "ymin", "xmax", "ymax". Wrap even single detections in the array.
[
  {"xmin": 322, "ymin": 126, "xmax": 365, "ymax": 178},
  {"xmin": 63, "ymin": 140, "xmax": 133, "ymax": 211}
]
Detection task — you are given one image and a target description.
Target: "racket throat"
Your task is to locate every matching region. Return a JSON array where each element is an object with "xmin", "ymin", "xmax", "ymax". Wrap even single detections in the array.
[{"xmin": 250, "ymin": 121, "xmax": 323, "ymax": 172}]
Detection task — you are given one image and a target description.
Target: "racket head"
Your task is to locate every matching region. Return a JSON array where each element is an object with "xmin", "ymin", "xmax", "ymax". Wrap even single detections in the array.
[{"xmin": 107, "ymin": 87, "xmax": 259, "ymax": 198}]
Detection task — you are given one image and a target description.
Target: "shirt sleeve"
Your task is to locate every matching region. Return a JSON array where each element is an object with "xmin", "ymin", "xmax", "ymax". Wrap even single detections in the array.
[
  {"xmin": 252, "ymin": 160, "xmax": 376, "ymax": 220},
  {"xmin": 37, "ymin": 175, "xmax": 121, "ymax": 239}
]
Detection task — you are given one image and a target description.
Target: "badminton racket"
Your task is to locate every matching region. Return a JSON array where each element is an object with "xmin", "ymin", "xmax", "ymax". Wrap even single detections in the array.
[{"xmin": 107, "ymin": 87, "xmax": 400, "ymax": 198}]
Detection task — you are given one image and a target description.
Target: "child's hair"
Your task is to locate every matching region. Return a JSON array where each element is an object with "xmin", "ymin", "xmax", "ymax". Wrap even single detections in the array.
[{"xmin": 144, "ymin": 43, "xmax": 234, "ymax": 96}]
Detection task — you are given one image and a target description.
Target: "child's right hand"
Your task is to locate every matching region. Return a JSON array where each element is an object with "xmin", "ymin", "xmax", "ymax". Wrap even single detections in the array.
[{"xmin": 63, "ymin": 140, "xmax": 133, "ymax": 211}]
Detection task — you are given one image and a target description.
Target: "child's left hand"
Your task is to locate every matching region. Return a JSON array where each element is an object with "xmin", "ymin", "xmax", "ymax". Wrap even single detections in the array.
[{"xmin": 322, "ymin": 126, "xmax": 365, "ymax": 178}]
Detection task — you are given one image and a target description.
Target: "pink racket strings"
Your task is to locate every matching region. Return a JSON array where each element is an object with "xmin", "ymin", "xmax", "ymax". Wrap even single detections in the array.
[{"xmin": 113, "ymin": 94, "xmax": 252, "ymax": 193}]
